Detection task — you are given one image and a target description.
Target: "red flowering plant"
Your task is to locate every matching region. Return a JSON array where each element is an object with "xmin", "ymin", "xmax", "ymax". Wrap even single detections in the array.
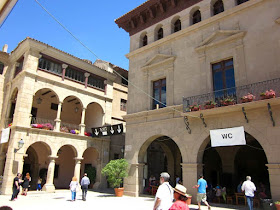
[
  {"xmin": 260, "ymin": 89, "xmax": 276, "ymax": 99},
  {"xmin": 241, "ymin": 93, "xmax": 255, "ymax": 103},
  {"xmin": 189, "ymin": 104, "xmax": 200, "ymax": 111},
  {"xmin": 204, "ymin": 101, "xmax": 217, "ymax": 109}
]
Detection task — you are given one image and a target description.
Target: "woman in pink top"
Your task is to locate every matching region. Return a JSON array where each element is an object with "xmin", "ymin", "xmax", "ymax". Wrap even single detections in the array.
[{"xmin": 169, "ymin": 184, "xmax": 189, "ymax": 210}]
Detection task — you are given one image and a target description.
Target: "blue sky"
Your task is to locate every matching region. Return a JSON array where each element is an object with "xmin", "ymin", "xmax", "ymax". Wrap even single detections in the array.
[{"xmin": 0, "ymin": 0, "xmax": 146, "ymax": 70}]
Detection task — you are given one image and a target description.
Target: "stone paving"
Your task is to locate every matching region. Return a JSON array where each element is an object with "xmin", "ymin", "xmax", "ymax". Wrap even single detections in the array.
[{"xmin": 0, "ymin": 190, "xmax": 262, "ymax": 210}]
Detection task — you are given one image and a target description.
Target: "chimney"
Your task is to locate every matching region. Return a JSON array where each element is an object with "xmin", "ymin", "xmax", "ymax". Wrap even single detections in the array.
[{"xmin": 2, "ymin": 44, "xmax": 8, "ymax": 52}]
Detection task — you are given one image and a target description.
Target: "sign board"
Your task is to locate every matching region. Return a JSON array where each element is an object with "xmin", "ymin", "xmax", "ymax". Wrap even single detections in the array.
[
  {"xmin": 91, "ymin": 124, "xmax": 123, "ymax": 137},
  {"xmin": 1, "ymin": 128, "xmax": 10, "ymax": 144},
  {"xmin": 210, "ymin": 126, "xmax": 246, "ymax": 147}
]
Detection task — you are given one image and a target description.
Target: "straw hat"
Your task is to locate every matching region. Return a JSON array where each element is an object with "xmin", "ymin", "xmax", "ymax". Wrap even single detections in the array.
[{"xmin": 174, "ymin": 184, "xmax": 188, "ymax": 197}]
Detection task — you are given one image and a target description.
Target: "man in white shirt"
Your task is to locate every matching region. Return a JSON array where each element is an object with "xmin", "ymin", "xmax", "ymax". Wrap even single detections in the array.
[
  {"xmin": 242, "ymin": 176, "xmax": 256, "ymax": 210},
  {"xmin": 153, "ymin": 172, "xmax": 174, "ymax": 210}
]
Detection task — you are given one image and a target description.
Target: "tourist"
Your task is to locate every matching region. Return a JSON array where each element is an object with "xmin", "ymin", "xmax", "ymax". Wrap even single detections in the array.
[
  {"xmin": 169, "ymin": 184, "xmax": 189, "ymax": 210},
  {"xmin": 80, "ymin": 173, "xmax": 90, "ymax": 201},
  {"xmin": 193, "ymin": 175, "xmax": 211, "ymax": 210},
  {"xmin": 10, "ymin": 173, "xmax": 22, "ymax": 201},
  {"xmin": 69, "ymin": 176, "xmax": 79, "ymax": 201},
  {"xmin": 37, "ymin": 177, "xmax": 42, "ymax": 191},
  {"xmin": 242, "ymin": 176, "xmax": 256, "ymax": 210},
  {"xmin": 153, "ymin": 172, "xmax": 174, "ymax": 210},
  {"xmin": 21, "ymin": 173, "xmax": 31, "ymax": 196}
]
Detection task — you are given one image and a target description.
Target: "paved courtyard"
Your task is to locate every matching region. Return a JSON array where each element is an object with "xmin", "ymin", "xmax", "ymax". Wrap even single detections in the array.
[{"xmin": 0, "ymin": 190, "xmax": 261, "ymax": 210}]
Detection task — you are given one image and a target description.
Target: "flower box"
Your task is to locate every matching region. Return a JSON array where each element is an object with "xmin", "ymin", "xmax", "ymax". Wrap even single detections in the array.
[
  {"xmin": 241, "ymin": 93, "xmax": 255, "ymax": 103},
  {"xmin": 204, "ymin": 101, "xmax": 216, "ymax": 109},
  {"xmin": 189, "ymin": 104, "xmax": 200, "ymax": 111},
  {"xmin": 260, "ymin": 89, "xmax": 276, "ymax": 99}
]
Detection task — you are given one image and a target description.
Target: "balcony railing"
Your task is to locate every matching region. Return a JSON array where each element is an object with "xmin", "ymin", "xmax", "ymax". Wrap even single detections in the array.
[
  {"xmin": 31, "ymin": 117, "xmax": 55, "ymax": 130},
  {"xmin": 183, "ymin": 78, "xmax": 280, "ymax": 112}
]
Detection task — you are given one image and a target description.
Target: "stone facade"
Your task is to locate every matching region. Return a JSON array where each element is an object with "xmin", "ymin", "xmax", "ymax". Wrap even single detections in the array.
[
  {"xmin": 0, "ymin": 38, "xmax": 127, "ymax": 194},
  {"xmin": 116, "ymin": 0, "xmax": 280, "ymax": 201}
]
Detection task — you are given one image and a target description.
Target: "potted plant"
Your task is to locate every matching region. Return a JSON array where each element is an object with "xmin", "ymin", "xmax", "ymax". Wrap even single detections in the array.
[
  {"xmin": 220, "ymin": 97, "xmax": 235, "ymax": 106},
  {"xmin": 260, "ymin": 89, "xmax": 276, "ymax": 99},
  {"xmin": 241, "ymin": 93, "xmax": 255, "ymax": 103},
  {"xmin": 204, "ymin": 101, "xmax": 216, "ymax": 109},
  {"xmin": 101, "ymin": 159, "xmax": 128, "ymax": 197},
  {"xmin": 189, "ymin": 104, "xmax": 200, "ymax": 111},
  {"xmin": 275, "ymin": 201, "xmax": 280, "ymax": 210},
  {"xmin": 186, "ymin": 193, "xmax": 192, "ymax": 205}
]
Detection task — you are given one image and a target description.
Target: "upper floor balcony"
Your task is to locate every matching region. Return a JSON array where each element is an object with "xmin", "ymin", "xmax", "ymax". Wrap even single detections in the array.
[{"xmin": 183, "ymin": 78, "xmax": 280, "ymax": 116}]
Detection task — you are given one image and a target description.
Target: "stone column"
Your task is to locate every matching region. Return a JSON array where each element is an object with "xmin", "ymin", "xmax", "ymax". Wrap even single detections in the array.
[
  {"xmin": 200, "ymin": 5, "xmax": 211, "ymax": 20},
  {"xmin": 42, "ymin": 156, "xmax": 58, "ymax": 193},
  {"xmin": 181, "ymin": 163, "xmax": 203, "ymax": 201},
  {"xmin": 124, "ymin": 163, "xmax": 144, "ymax": 197},
  {"xmin": 74, "ymin": 158, "xmax": 83, "ymax": 184},
  {"xmin": 79, "ymin": 108, "xmax": 86, "ymax": 136},
  {"xmin": 84, "ymin": 73, "xmax": 90, "ymax": 88},
  {"xmin": 54, "ymin": 102, "xmax": 63, "ymax": 132},
  {"xmin": 61, "ymin": 64, "xmax": 68, "ymax": 81},
  {"xmin": 266, "ymin": 163, "xmax": 280, "ymax": 200}
]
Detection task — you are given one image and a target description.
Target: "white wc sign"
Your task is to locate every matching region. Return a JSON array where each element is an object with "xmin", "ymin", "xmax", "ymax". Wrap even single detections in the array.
[{"xmin": 210, "ymin": 126, "xmax": 246, "ymax": 147}]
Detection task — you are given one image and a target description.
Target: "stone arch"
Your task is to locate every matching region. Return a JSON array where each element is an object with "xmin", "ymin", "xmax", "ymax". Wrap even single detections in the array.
[
  {"xmin": 33, "ymin": 86, "xmax": 61, "ymax": 102},
  {"xmin": 189, "ymin": 6, "xmax": 201, "ymax": 25},
  {"xmin": 171, "ymin": 15, "xmax": 181, "ymax": 33},
  {"xmin": 85, "ymin": 102, "xmax": 104, "ymax": 132},
  {"xmin": 23, "ymin": 141, "xmax": 52, "ymax": 190},
  {"xmin": 81, "ymin": 147, "xmax": 100, "ymax": 188},
  {"xmin": 211, "ymin": 0, "xmax": 225, "ymax": 16},
  {"xmin": 154, "ymin": 24, "xmax": 163, "ymax": 41},
  {"xmin": 139, "ymin": 31, "xmax": 148, "ymax": 47},
  {"xmin": 54, "ymin": 144, "xmax": 78, "ymax": 188}
]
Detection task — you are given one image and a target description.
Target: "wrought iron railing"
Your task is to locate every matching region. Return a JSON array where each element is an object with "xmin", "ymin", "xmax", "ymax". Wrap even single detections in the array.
[
  {"xmin": 60, "ymin": 122, "xmax": 79, "ymax": 130},
  {"xmin": 183, "ymin": 78, "xmax": 280, "ymax": 112}
]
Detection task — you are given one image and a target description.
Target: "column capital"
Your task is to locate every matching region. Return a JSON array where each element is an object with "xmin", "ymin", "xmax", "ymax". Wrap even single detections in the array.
[
  {"xmin": 266, "ymin": 163, "xmax": 280, "ymax": 169},
  {"xmin": 181, "ymin": 163, "xmax": 204, "ymax": 168},
  {"xmin": 62, "ymin": 64, "xmax": 68, "ymax": 69},
  {"xmin": 84, "ymin": 72, "xmax": 90, "ymax": 78},
  {"xmin": 48, "ymin": 156, "xmax": 58, "ymax": 160},
  {"xmin": 74, "ymin": 157, "xmax": 84, "ymax": 161}
]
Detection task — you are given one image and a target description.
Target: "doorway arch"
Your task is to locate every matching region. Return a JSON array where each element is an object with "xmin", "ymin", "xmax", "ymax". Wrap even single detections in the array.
[{"xmin": 138, "ymin": 135, "xmax": 182, "ymax": 194}]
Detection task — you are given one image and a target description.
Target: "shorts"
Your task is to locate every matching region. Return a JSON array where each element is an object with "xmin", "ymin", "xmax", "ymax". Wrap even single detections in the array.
[{"xmin": 197, "ymin": 193, "xmax": 207, "ymax": 203}]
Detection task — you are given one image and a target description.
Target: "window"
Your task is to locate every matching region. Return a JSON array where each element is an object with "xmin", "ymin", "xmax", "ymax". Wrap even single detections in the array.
[
  {"xmin": 153, "ymin": 78, "xmax": 166, "ymax": 109},
  {"xmin": 65, "ymin": 67, "xmax": 85, "ymax": 83},
  {"xmin": 213, "ymin": 0, "xmax": 224, "ymax": 16},
  {"xmin": 51, "ymin": 103, "xmax": 58, "ymax": 111},
  {"xmin": 142, "ymin": 35, "xmax": 148, "ymax": 47},
  {"xmin": 174, "ymin": 19, "xmax": 181, "ymax": 33},
  {"xmin": 88, "ymin": 75, "xmax": 105, "ymax": 90},
  {"xmin": 0, "ymin": 62, "xmax": 4, "ymax": 74},
  {"xmin": 114, "ymin": 153, "xmax": 120, "ymax": 160},
  {"xmin": 121, "ymin": 77, "xmax": 128, "ymax": 86},
  {"xmin": 157, "ymin": 28, "xmax": 163, "ymax": 40},
  {"xmin": 120, "ymin": 99, "xmax": 127, "ymax": 111},
  {"xmin": 38, "ymin": 57, "xmax": 62, "ymax": 75},
  {"xmin": 14, "ymin": 58, "xmax": 24, "ymax": 77},
  {"xmin": 192, "ymin": 10, "xmax": 201, "ymax": 25},
  {"xmin": 212, "ymin": 59, "xmax": 236, "ymax": 99},
  {"xmin": 237, "ymin": 0, "xmax": 248, "ymax": 5}
]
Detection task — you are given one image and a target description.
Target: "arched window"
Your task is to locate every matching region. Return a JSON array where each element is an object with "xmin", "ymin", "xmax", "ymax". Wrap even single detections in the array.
[
  {"xmin": 213, "ymin": 0, "xmax": 224, "ymax": 16},
  {"xmin": 174, "ymin": 19, "xmax": 181, "ymax": 33},
  {"xmin": 237, "ymin": 0, "xmax": 248, "ymax": 5},
  {"xmin": 192, "ymin": 10, "xmax": 201, "ymax": 25},
  {"xmin": 142, "ymin": 35, "xmax": 147, "ymax": 47},
  {"xmin": 157, "ymin": 28, "xmax": 163, "ymax": 40}
]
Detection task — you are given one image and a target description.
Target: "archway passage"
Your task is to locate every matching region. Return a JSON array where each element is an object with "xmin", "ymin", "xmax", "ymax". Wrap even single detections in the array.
[
  {"xmin": 23, "ymin": 142, "xmax": 51, "ymax": 190},
  {"xmin": 201, "ymin": 132, "xmax": 270, "ymax": 201},
  {"xmin": 54, "ymin": 145, "xmax": 77, "ymax": 189},
  {"xmin": 139, "ymin": 136, "xmax": 182, "ymax": 194}
]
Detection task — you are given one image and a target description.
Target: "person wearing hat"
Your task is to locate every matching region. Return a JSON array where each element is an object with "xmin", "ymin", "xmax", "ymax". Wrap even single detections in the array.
[
  {"xmin": 153, "ymin": 172, "xmax": 174, "ymax": 210},
  {"xmin": 169, "ymin": 184, "xmax": 189, "ymax": 210}
]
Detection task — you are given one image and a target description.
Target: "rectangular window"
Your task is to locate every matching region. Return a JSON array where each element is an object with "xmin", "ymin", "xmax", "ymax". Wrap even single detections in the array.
[
  {"xmin": 51, "ymin": 103, "xmax": 58, "ymax": 111},
  {"xmin": 237, "ymin": 0, "xmax": 248, "ymax": 5},
  {"xmin": 65, "ymin": 67, "xmax": 85, "ymax": 83},
  {"xmin": 38, "ymin": 57, "xmax": 62, "ymax": 75},
  {"xmin": 14, "ymin": 58, "xmax": 24, "ymax": 78},
  {"xmin": 0, "ymin": 62, "xmax": 4, "ymax": 74},
  {"xmin": 153, "ymin": 78, "xmax": 166, "ymax": 109},
  {"xmin": 212, "ymin": 58, "xmax": 236, "ymax": 99},
  {"xmin": 120, "ymin": 99, "xmax": 127, "ymax": 111},
  {"xmin": 88, "ymin": 75, "xmax": 105, "ymax": 90},
  {"xmin": 121, "ymin": 77, "xmax": 128, "ymax": 86}
]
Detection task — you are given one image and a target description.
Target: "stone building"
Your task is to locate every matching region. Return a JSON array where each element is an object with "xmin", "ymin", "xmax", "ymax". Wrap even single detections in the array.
[
  {"xmin": 0, "ymin": 0, "xmax": 18, "ymax": 27},
  {"xmin": 116, "ymin": 0, "xmax": 280, "ymax": 200},
  {"xmin": 0, "ymin": 37, "xmax": 127, "ymax": 194}
]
